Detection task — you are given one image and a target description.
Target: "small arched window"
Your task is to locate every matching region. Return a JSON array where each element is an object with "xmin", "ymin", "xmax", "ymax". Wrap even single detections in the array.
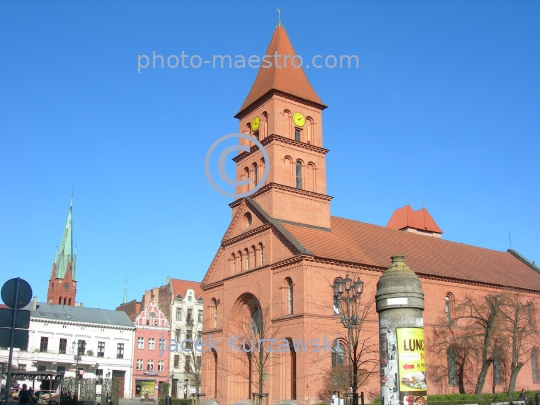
[
  {"xmin": 238, "ymin": 251, "xmax": 243, "ymax": 273},
  {"xmin": 445, "ymin": 293, "xmax": 454, "ymax": 324},
  {"xmin": 212, "ymin": 298, "xmax": 218, "ymax": 329},
  {"xmin": 286, "ymin": 278, "xmax": 293, "ymax": 315},
  {"xmin": 253, "ymin": 163, "xmax": 258, "ymax": 187},
  {"xmin": 252, "ymin": 246, "xmax": 257, "ymax": 267},
  {"xmin": 532, "ymin": 348, "xmax": 539, "ymax": 383},
  {"xmin": 295, "ymin": 161, "xmax": 302, "ymax": 189},
  {"xmin": 245, "ymin": 248, "xmax": 250, "ymax": 271},
  {"xmin": 262, "ymin": 112, "xmax": 268, "ymax": 139},
  {"xmin": 332, "ymin": 341, "xmax": 345, "ymax": 368},
  {"xmin": 259, "ymin": 243, "xmax": 264, "ymax": 266},
  {"xmin": 232, "ymin": 253, "xmax": 236, "ymax": 275}
]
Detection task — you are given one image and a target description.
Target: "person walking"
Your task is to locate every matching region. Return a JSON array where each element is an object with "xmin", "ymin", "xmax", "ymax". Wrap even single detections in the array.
[{"xmin": 18, "ymin": 384, "xmax": 31, "ymax": 405}]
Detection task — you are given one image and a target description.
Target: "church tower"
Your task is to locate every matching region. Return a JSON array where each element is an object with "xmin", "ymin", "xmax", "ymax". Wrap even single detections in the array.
[
  {"xmin": 46, "ymin": 198, "xmax": 77, "ymax": 306},
  {"xmin": 233, "ymin": 21, "xmax": 331, "ymax": 229}
]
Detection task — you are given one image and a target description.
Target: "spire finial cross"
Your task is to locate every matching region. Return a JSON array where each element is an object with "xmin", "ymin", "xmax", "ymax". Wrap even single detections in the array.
[{"xmin": 276, "ymin": 7, "xmax": 283, "ymax": 27}]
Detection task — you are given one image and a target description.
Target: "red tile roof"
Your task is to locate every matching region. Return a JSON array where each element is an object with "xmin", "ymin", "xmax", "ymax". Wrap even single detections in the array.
[
  {"xmin": 387, "ymin": 205, "xmax": 443, "ymax": 234},
  {"xmin": 171, "ymin": 278, "xmax": 203, "ymax": 299},
  {"xmin": 237, "ymin": 25, "xmax": 325, "ymax": 116},
  {"xmin": 282, "ymin": 217, "xmax": 540, "ymax": 291}
]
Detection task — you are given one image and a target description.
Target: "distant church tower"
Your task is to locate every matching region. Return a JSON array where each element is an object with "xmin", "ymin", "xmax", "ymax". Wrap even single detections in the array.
[{"xmin": 47, "ymin": 198, "xmax": 77, "ymax": 305}]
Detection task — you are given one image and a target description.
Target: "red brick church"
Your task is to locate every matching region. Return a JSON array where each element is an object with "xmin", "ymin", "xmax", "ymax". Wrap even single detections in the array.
[{"xmin": 201, "ymin": 22, "xmax": 540, "ymax": 405}]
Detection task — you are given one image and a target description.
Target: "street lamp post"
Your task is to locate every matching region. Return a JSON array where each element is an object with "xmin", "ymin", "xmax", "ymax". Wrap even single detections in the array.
[
  {"xmin": 333, "ymin": 275, "xmax": 364, "ymax": 405},
  {"xmin": 169, "ymin": 373, "xmax": 174, "ymax": 399},
  {"xmin": 72, "ymin": 341, "xmax": 83, "ymax": 404}
]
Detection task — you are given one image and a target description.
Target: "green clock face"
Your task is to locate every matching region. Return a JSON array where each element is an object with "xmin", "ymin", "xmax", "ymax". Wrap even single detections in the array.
[
  {"xmin": 293, "ymin": 112, "xmax": 306, "ymax": 127},
  {"xmin": 251, "ymin": 116, "xmax": 260, "ymax": 132}
]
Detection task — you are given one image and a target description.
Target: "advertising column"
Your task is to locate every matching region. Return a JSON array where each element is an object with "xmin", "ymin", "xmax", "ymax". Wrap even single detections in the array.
[{"xmin": 376, "ymin": 256, "xmax": 426, "ymax": 405}]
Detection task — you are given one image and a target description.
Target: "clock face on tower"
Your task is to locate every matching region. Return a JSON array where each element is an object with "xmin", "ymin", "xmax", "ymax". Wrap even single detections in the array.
[
  {"xmin": 293, "ymin": 112, "xmax": 306, "ymax": 127},
  {"xmin": 251, "ymin": 116, "xmax": 260, "ymax": 132},
  {"xmin": 64, "ymin": 282, "xmax": 70, "ymax": 290}
]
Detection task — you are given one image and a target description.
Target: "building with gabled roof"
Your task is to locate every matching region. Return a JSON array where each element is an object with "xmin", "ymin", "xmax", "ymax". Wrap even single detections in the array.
[{"xmin": 200, "ymin": 20, "xmax": 540, "ymax": 405}]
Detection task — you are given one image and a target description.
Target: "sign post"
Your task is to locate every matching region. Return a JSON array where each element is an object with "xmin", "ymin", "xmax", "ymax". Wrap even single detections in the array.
[{"xmin": 1, "ymin": 277, "xmax": 33, "ymax": 405}]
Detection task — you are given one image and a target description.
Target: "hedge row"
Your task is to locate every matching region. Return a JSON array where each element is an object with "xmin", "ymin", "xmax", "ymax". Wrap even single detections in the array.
[
  {"xmin": 158, "ymin": 399, "xmax": 193, "ymax": 405},
  {"xmin": 370, "ymin": 391, "xmax": 540, "ymax": 405}
]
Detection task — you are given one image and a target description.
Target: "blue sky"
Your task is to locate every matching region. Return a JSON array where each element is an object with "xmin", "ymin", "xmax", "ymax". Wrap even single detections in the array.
[{"xmin": 1, "ymin": 1, "xmax": 539, "ymax": 311}]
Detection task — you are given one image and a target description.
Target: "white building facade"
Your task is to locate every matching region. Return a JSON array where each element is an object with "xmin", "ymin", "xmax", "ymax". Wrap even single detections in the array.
[
  {"xmin": 0, "ymin": 301, "xmax": 135, "ymax": 399},
  {"xmin": 168, "ymin": 280, "xmax": 204, "ymax": 399}
]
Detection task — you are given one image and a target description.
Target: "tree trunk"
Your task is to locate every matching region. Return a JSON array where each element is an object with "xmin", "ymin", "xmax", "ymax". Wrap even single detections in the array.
[
  {"xmin": 458, "ymin": 361, "xmax": 466, "ymax": 394},
  {"xmin": 507, "ymin": 364, "xmax": 523, "ymax": 396},
  {"xmin": 475, "ymin": 360, "xmax": 493, "ymax": 397}
]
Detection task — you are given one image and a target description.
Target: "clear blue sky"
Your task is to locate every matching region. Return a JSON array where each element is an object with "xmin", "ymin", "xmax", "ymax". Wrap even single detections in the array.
[{"xmin": 1, "ymin": 1, "xmax": 539, "ymax": 311}]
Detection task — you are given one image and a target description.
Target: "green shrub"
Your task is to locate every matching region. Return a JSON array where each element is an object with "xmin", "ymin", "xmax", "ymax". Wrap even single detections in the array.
[{"xmin": 367, "ymin": 391, "xmax": 540, "ymax": 405}]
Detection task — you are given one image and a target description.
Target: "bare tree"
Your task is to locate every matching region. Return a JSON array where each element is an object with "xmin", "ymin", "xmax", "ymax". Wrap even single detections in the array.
[
  {"xmin": 228, "ymin": 297, "xmax": 282, "ymax": 405},
  {"xmin": 499, "ymin": 294, "xmax": 539, "ymax": 395}
]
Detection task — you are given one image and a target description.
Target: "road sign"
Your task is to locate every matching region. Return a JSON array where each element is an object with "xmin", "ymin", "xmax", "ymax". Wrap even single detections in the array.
[
  {"xmin": 0, "ymin": 328, "xmax": 29, "ymax": 349},
  {"xmin": 1, "ymin": 278, "xmax": 32, "ymax": 309},
  {"xmin": 0, "ymin": 309, "xmax": 30, "ymax": 329}
]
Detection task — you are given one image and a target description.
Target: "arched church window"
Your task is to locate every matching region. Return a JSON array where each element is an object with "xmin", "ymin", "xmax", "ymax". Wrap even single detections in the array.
[
  {"xmin": 295, "ymin": 161, "xmax": 303, "ymax": 189},
  {"xmin": 259, "ymin": 243, "xmax": 264, "ymax": 266},
  {"xmin": 232, "ymin": 253, "xmax": 236, "ymax": 275},
  {"xmin": 245, "ymin": 248, "xmax": 250, "ymax": 271},
  {"xmin": 447, "ymin": 346, "xmax": 458, "ymax": 386},
  {"xmin": 295, "ymin": 128, "xmax": 301, "ymax": 142},
  {"xmin": 253, "ymin": 163, "xmax": 258, "ymax": 187},
  {"xmin": 532, "ymin": 348, "xmax": 539, "ymax": 383},
  {"xmin": 331, "ymin": 341, "xmax": 345, "ymax": 368}
]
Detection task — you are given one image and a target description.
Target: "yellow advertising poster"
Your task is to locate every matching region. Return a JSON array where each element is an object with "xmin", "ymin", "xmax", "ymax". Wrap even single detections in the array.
[{"xmin": 397, "ymin": 328, "xmax": 427, "ymax": 405}]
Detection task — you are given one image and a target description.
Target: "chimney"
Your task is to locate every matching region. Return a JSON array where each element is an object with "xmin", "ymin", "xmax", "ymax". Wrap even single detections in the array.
[{"xmin": 32, "ymin": 296, "xmax": 37, "ymax": 311}]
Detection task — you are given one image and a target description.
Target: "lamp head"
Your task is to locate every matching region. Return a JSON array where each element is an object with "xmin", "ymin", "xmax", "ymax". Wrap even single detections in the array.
[{"xmin": 344, "ymin": 275, "xmax": 352, "ymax": 292}]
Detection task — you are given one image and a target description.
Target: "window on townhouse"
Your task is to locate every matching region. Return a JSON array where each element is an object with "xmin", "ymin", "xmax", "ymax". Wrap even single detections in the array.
[
  {"xmin": 198, "ymin": 310, "xmax": 202, "ymax": 323},
  {"xmin": 176, "ymin": 307, "xmax": 182, "ymax": 321},
  {"xmin": 40, "ymin": 337, "xmax": 48, "ymax": 352},
  {"xmin": 187, "ymin": 309, "xmax": 193, "ymax": 324},
  {"xmin": 138, "ymin": 337, "xmax": 144, "ymax": 349},
  {"xmin": 175, "ymin": 329, "xmax": 181, "ymax": 341},
  {"xmin": 117, "ymin": 343, "xmax": 124, "ymax": 359},
  {"xmin": 158, "ymin": 361, "xmax": 164, "ymax": 371},
  {"xmin": 136, "ymin": 359, "xmax": 143, "ymax": 370},
  {"xmin": 186, "ymin": 330, "xmax": 193, "ymax": 349},
  {"xmin": 188, "ymin": 295, "xmax": 192, "ymax": 302},
  {"xmin": 37, "ymin": 365, "xmax": 46, "ymax": 371},
  {"xmin": 97, "ymin": 342, "xmax": 105, "ymax": 357},
  {"xmin": 148, "ymin": 338, "xmax": 155, "ymax": 350},
  {"xmin": 174, "ymin": 355, "xmax": 180, "ymax": 368},
  {"xmin": 77, "ymin": 340, "xmax": 86, "ymax": 355},
  {"xmin": 185, "ymin": 355, "xmax": 191, "ymax": 373},
  {"xmin": 147, "ymin": 360, "xmax": 154, "ymax": 371},
  {"xmin": 59, "ymin": 338, "xmax": 67, "ymax": 354},
  {"xmin": 197, "ymin": 331, "xmax": 202, "ymax": 340},
  {"xmin": 159, "ymin": 337, "xmax": 165, "ymax": 352}
]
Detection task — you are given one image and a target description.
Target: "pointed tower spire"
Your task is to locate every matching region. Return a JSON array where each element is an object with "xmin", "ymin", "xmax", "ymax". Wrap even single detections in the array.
[
  {"xmin": 47, "ymin": 197, "xmax": 78, "ymax": 306},
  {"xmin": 123, "ymin": 278, "xmax": 128, "ymax": 304},
  {"xmin": 235, "ymin": 23, "xmax": 326, "ymax": 117}
]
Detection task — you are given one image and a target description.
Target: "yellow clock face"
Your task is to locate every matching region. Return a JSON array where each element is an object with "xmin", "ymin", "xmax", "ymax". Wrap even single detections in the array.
[
  {"xmin": 293, "ymin": 112, "xmax": 306, "ymax": 127},
  {"xmin": 251, "ymin": 116, "xmax": 260, "ymax": 132}
]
